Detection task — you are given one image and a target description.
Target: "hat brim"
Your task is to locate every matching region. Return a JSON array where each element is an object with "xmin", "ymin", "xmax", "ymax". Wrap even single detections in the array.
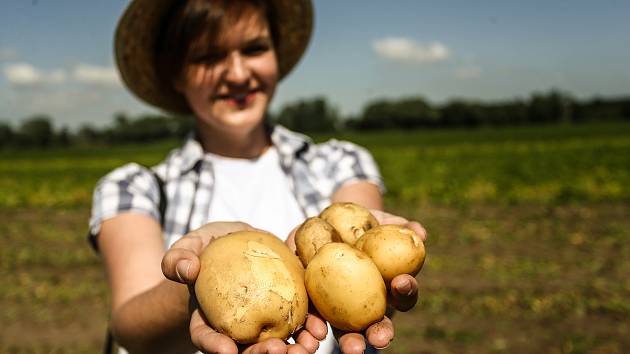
[{"xmin": 115, "ymin": 0, "xmax": 313, "ymax": 114}]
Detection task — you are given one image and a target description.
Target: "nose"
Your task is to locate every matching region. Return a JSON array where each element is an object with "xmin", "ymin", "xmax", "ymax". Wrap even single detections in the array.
[{"xmin": 225, "ymin": 52, "xmax": 250, "ymax": 86}]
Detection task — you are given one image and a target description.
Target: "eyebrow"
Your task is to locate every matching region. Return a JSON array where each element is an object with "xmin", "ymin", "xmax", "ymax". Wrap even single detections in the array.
[
  {"xmin": 242, "ymin": 35, "xmax": 273, "ymax": 47},
  {"xmin": 189, "ymin": 35, "xmax": 272, "ymax": 60}
]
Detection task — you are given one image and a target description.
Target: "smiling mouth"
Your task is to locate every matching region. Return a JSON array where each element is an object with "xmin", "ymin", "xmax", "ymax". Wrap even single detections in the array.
[{"xmin": 216, "ymin": 89, "xmax": 261, "ymax": 107}]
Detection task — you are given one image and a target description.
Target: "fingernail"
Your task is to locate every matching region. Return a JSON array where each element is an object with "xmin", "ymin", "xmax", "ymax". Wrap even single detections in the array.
[
  {"xmin": 375, "ymin": 339, "xmax": 393, "ymax": 350},
  {"xmin": 176, "ymin": 260, "xmax": 191, "ymax": 282},
  {"xmin": 398, "ymin": 279, "xmax": 412, "ymax": 295}
]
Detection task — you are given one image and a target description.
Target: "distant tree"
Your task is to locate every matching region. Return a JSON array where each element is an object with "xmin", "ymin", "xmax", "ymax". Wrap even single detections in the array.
[
  {"xmin": 528, "ymin": 89, "xmax": 574, "ymax": 123},
  {"xmin": 56, "ymin": 125, "xmax": 72, "ymax": 146},
  {"xmin": 359, "ymin": 100, "xmax": 392, "ymax": 130},
  {"xmin": 172, "ymin": 115, "xmax": 195, "ymax": 138},
  {"xmin": 482, "ymin": 100, "xmax": 529, "ymax": 125},
  {"xmin": 440, "ymin": 100, "xmax": 484, "ymax": 127},
  {"xmin": 276, "ymin": 97, "xmax": 338, "ymax": 133},
  {"xmin": 0, "ymin": 121, "xmax": 14, "ymax": 147},
  {"xmin": 395, "ymin": 97, "xmax": 439, "ymax": 127},
  {"xmin": 19, "ymin": 115, "xmax": 54, "ymax": 147},
  {"xmin": 114, "ymin": 112, "xmax": 130, "ymax": 128},
  {"xmin": 357, "ymin": 97, "xmax": 437, "ymax": 130},
  {"xmin": 77, "ymin": 124, "xmax": 101, "ymax": 143},
  {"xmin": 574, "ymin": 96, "xmax": 630, "ymax": 122}
]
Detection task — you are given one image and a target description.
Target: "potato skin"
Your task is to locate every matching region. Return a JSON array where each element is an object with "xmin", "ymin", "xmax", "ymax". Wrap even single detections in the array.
[
  {"xmin": 195, "ymin": 231, "xmax": 308, "ymax": 344},
  {"xmin": 305, "ymin": 243, "xmax": 386, "ymax": 331},
  {"xmin": 355, "ymin": 225, "xmax": 426, "ymax": 284},
  {"xmin": 294, "ymin": 217, "xmax": 338, "ymax": 267},
  {"xmin": 319, "ymin": 202, "xmax": 379, "ymax": 246}
]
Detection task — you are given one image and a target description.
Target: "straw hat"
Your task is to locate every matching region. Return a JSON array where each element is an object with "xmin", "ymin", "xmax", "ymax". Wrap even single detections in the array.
[{"xmin": 115, "ymin": 0, "xmax": 313, "ymax": 114}]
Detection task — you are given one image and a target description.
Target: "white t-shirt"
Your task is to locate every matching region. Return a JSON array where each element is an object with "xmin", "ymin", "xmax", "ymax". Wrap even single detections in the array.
[
  {"xmin": 205, "ymin": 146, "xmax": 304, "ymax": 239},
  {"xmin": 205, "ymin": 146, "xmax": 337, "ymax": 353}
]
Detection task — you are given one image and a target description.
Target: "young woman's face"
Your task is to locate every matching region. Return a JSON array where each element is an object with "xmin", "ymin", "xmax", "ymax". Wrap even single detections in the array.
[{"xmin": 176, "ymin": 10, "xmax": 278, "ymax": 135}]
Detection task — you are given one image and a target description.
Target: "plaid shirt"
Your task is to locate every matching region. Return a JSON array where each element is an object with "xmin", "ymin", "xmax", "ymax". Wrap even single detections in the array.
[{"xmin": 89, "ymin": 125, "xmax": 384, "ymax": 249}]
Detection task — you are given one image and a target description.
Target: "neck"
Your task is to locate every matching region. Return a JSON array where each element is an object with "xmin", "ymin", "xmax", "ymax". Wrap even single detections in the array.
[{"xmin": 196, "ymin": 123, "xmax": 271, "ymax": 159}]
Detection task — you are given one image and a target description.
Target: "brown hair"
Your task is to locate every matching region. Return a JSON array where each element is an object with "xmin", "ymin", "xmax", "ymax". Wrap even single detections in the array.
[{"xmin": 156, "ymin": 0, "xmax": 277, "ymax": 89}]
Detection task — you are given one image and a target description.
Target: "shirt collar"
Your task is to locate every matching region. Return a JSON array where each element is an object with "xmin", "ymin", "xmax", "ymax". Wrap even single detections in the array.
[
  {"xmin": 174, "ymin": 132, "xmax": 205, "ymax": 175},
  {"xmin": 170, "ymin": 125, "xmax": 312, "ymax": 175},
  {"xmin": 269, "ymin": 124, "xmax": 312, "ymax": 170}
]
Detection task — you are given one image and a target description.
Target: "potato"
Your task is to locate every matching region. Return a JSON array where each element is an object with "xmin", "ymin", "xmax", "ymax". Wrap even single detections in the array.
[
  {"xmin": 319, "ymin": 202, "xmax": 379, "ymax": 246},
  {"xmin": 195, "ymin": 231, "xmax": 308, "ymax": 344},
  {"xmin": 355, "ymin": 225, "xmax": 425, "ymax": 284},
  {"xmin": 305, "ymin": 242, "xmax": 386, "ymax": 331},
  {"xmin": 294, "ymin": 217, "xmax": 338, "ymax": 267}
]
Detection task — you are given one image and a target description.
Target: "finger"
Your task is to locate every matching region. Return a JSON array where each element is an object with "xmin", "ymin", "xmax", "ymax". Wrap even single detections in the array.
[
  {"xmin": 293, "ymin": 311, "xmax": 327, "ymax": 353},
  {"xmin": 294, "ymin": 330, "xmax": 319, "ymax": 354},
  {"xmin": 241, "ymin": 338, "xmax": 287, "ymax": 354},
  {"xmin": 337, "ymin": 332, "xmax": 366, "ymax": 354},
  {"xmin": 162, "ymin": 239, "xmax": 204, "ymax": 284},
  {"xmin": 189, "ymin": 308, "xmax": 238, "ymax": 354},
  {"xmin": 304, "ymin": 313, "xmax": 328, "ymax": 340},
  {"xmin": 287, "ymin": 343, "xmax": 310, "ymax": 354},
  {"xmin": 405, "ymin": 221, "xmax": 427, "ymax": 241},
  {"xmin": 369, "ymin": 209, "xmax": 406, "ymax": 224},
  {"xmin": 383, "ymin": 214, "xmax": 410, "ymax": 225},
  {"xmin": 371, "ymin": 209, "xmax": 420, "ymax": 229},
  {"xmin": 285, "ymin": 225, "xmax": 300, "ymax": 253},
  {"xmin": 365, "ymin": 316, "xmax": 394, "ymax": 350},
  {"xmin": 187, "ymin": 221, "xmax": 254, "ymax": 246},
  {"xmin": 390, "ymin": 274, "xmax": 419, "ymax": 312}
]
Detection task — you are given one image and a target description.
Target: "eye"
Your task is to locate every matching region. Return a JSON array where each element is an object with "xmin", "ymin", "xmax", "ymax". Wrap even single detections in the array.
[
  {"xmin": 190, "ymin": 51, "xmax": 226, "ymax": 65},
  {"xmin": 242, "ymin": 43, "xmax": 270, "ymax": 56}
]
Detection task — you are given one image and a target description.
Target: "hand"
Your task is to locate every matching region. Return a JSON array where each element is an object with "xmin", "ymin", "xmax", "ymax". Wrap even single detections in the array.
[
  {"xmin": 369, "ymin": 209, "xmax": 425, "ymax": 312},
  {"xmin": 286, "ymin": 209, "xmax": 427, "ymax": 352},
  {"xmin": 337, "ymin": 209, "xmax": 426, "ymax": 352},
  {"xmin": 162, "ymin": 221, "xmax": 327, "ymax": 354},
  {"xmin": 368, "ymin": 209, "xmax": 428, "ymax": 242},
  {"xmin": 330, "ymin": 273, "xmax": 418, "ymax": 353}
]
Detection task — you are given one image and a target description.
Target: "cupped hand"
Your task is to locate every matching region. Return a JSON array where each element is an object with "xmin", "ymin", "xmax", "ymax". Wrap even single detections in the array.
[
  {"xmin": 162, "ymin": 221, "xmax": 255, "ymax": 285},
  {"xmin": 189, "ymin": 305, "xmax": 326, "ymax": 354},
  {"xmin": 370, "ymin": 209, "xmax": 423, "ymax": 312},
  {"xmin": 162, "ymin": 221, "xmax": 327, "ymax": 354},
  {"xmin": 286, "ymin": 209, "xmax": 426, "ymax": 352},
  {"xmin": 339, "ymin": 209, "xmax": 426, "ymax": 352},
  {"xmin": 368, "ymin": 209, "xmax": 428, "ymax": 242}
]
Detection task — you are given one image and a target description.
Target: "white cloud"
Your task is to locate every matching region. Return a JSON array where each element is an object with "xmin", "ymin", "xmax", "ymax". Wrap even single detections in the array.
[
  {"xmin": 373, "ymin": 37, "xmax": 450, "ymax": 64},
  {"xmin": 72, "ymin": 64, "xmax": 121, "ymax": 87},
  {"xmin": 455, "ymin": 66, "xmax": 482, "ymax": 79},
  {"xmin": 3, "ymin": 62, "xmax": 122, "ymax": 87},
  {"xmin": 0, "ymin": 48, "xmax": 18, "ymax": 61},
  {"xmin": 3, "ymin": 62, "xmax": 66, "ymax": 86}
]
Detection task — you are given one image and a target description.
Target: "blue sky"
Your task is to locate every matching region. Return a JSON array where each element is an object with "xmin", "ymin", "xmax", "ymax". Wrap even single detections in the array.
[{"xmin": 1, "ymin": 0, "xmax": 629, "ymax": 128}]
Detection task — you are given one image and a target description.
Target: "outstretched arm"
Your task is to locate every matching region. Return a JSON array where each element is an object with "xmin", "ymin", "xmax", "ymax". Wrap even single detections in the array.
[{"xmin": 98, "ymin": 212, "xmax": 196, "ymax": 354}]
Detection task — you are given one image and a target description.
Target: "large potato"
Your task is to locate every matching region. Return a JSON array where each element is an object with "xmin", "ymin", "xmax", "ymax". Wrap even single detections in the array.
[
  {"xmin": 355, "ymin": 225, "xmax": 426, "ymax": 284},
  {"xmin": 319, "ymin": 202, "xmax": 379, "ymax": 246},
  {"xmin": 305, "ymin": 242, "xmax": 386, "ymax": 331},
  {"xmin": 195, "ymin": 231, "xmax": 308, "ymax": 344},
  {"xmin": 294, "ymin": 217, "xmax": 338, "ymax": 267}
]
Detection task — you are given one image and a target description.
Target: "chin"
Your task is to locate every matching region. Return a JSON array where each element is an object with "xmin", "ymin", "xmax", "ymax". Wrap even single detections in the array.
[{"xmin": 215, "ymin": 108, "xmax": 267, "ymax": 132}]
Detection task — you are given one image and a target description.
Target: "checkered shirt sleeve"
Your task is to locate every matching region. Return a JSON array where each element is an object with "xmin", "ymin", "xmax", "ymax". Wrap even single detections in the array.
[
  {"xmin": 292, "ymin": 138, "xmax": 385, "ymax": 216},
  {"xmin": 88, "ymin": 163, "xmax": 161, "ymax": 249},
  {"xmin": 320, "ymin": 139, "xmax": 385, "ymax": 194}
]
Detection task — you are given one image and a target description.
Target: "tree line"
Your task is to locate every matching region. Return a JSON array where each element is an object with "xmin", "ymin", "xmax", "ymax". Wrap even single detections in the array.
[{"xmin": 2, "ymin": 89, "xmax": 629, "ymax": 149}]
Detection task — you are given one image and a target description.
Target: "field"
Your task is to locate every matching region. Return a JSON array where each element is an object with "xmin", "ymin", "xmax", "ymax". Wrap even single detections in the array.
[{"xmin": 1, "ymin": 122, "xmax": 629, "ymax": 353}]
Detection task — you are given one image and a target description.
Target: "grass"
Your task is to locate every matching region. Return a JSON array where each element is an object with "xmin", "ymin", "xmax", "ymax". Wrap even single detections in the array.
[
  {"xmin": 2, "ymin": 122, "xmax": 629, "ymax": 209},
  {"xmin": 1, "ymin": 121, "xmax": 629, "ymax": 353}
]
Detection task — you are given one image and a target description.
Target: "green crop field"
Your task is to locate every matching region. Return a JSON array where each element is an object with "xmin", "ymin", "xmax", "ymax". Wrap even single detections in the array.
[{"xmin": 1, "ymin": 122, "xmax": 629, "ymax": 353}]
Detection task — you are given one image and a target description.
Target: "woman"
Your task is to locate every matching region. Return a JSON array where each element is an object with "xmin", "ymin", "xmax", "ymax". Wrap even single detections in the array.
[{"xmin": 89, "ymin": 0, "xmax": 427, "ymax": 353}]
